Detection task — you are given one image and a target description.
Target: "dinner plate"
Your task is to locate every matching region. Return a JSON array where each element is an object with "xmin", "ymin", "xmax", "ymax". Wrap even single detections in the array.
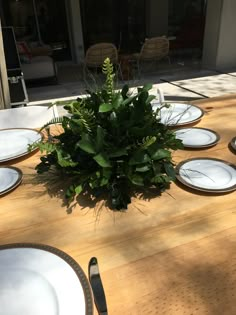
[
  {"xmin": 230, "ymin": 136, "xmax": 236, "ymax": 152},
  {"xmin": 175, "ymin": 127, "xmax": 220, "ymax": 148},
  {"xmin": 0, "ymin": 166, "xmax": 22, "ymax": 195},
  {"xmin": 152, "ymin": 103, "xmax": 204, "ymax": 126},
  {"xmin": 176, "ymin": 158, "xmax": 236, "ymax": 193},
  {"xmin": 0, "ymin": 243, "xmax": 93, "ymax": 315},
  {"xmin": 0, "ymin": 128, "xmax": 42, "ymax": 162}
]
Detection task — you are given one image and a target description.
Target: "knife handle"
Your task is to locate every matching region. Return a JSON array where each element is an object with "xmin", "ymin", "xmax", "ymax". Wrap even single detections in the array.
[{"xmin": 88, "ymin": 257, "xmax": 108, "ymax": 315}]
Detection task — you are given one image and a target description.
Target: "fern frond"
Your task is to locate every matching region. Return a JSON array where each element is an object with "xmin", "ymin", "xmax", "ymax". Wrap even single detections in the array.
[
  {"xmin": 30, "ymin": 141, "xmax": 57, "ymax": 153},
  {"xmin": 40, "ymin": 117, "xmax": 64, "ymax": 131},
  {"xmin": 102, "ymin": 58, "xmax": 115, "ymax": 104},
  {"xmin": 72, "ymin": 108, "xmax": 96, "ymax": 133}
]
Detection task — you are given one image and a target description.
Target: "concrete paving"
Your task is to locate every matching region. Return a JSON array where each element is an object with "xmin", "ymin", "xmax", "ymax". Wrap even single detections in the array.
[
  {"xmin": 166, "ymin": 73, "xmax": 236, "ymax": 98},
  {"xmin": 27, "ymin": 62, "xmax": 236, "ymax": 109}
]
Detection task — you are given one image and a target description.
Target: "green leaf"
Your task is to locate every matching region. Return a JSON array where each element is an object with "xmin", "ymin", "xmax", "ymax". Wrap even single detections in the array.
[
  {"xmin": 139, "ymin": 91, "xmax": 149, "ymax": 104},
  {"xmin": 93, "ymin": 153, "xmax": 111, "ymax": 167},
  {"xmin": 56, "ymin": 150, "xmax": 78, "ymax": 167},
  {"xmin": 103, "ymin": 168, "xmax": 112, "ymax": 179},
  {"xmin": 78, "ymin": 134, "xmax": 96, "ymax": 154},
  {"xmin": 122, "ymin": 94, "xmax": 137, "ymax": 106},
  {"xmin": 121, "ymin": 84, "xmax": 129, "ymax": 98},
  {"xmin": 142, "ymin": 83, "xmax": 152, "ymax": 91},
  {"xmin": 164, "ymin": 162, "xmax": 176, "ymax": 179},
  {"xmin": 100, "ymin": 177, "xmax": 109, "ymax": 186},
  {"xmin": 146, "ymin": 95, "xmax": 156, "ymax": 105},
  {"xmin": 151, "ymin": 175, "xmax": 171, "ymax": 184},
  {"xmin": 135, "ymin": 165, "xmax": 151, "ymax": 172},
  {"xmin": 150, "ymin": 149, "xmax": 171, "ymax": 160},
  {"xmin": 141, "ymin": 136, "xmax": 156, "ymax": 149},
  {"xmin": 65, "ymin": 184, "xmax": 76, "ymax": 200},
  {"xmin": 113, "ymin": 93, "xmax": 123, "ymax": 109},
  {"xmin": 129, "ymin": 174, "xmax": 144, "ymax": 186},
  {"xmin": 109, "ymin": 148, "xmax": 127, "ymax": 158},
  {"xmin": 75, "ymin": 185, "xmax": 83, "ymax": 194},
  {"xmin": 129, "ymin": 151, "xmax": 151, "ymax": 165},
  {"xmin": 99, "ymin": 103, "xmax": 113, "ymax": 112},
  {"xmin": 96, "ymin": 126, "xmax": 105, "ymax": 152}
]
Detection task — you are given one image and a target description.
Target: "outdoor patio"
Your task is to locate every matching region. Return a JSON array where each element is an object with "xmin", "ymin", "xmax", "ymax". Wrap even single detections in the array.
[{"xmin": 26, "ymin": 56, "xmax": 236, "ymax": 109}]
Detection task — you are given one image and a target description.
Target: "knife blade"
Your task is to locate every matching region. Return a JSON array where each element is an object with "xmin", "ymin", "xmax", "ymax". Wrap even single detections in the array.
[{"xmin": 88, "ymin": 257, "xmax": 108, "ymax": 315}]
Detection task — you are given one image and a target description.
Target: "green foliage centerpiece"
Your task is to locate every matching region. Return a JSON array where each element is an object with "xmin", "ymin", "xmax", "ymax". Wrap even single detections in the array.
[{"xmin": 33, "ymin": 58, "xmax": 182, "ymax": 210}]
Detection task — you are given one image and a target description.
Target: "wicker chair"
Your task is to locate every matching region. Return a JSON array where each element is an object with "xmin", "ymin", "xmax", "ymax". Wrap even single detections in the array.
[
  {"xmin": 83, "ymin": 43, "xmax": 122, "ymax": 80},
  {"xmin": 132, "ymin": 37, "xmax": 170, "ymax": 78}
]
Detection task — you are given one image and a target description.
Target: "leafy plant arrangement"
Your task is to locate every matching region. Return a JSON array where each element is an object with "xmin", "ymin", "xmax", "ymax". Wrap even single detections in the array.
[{"xmin": 32, "ymin": 58, "xmax": 183, "ymax": 210}]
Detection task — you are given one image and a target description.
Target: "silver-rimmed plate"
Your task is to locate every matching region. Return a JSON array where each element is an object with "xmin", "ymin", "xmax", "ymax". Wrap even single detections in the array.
[
  {"xmin": 0, "ymin": 243, "xmax": 93, "ymax": 315},
  {"xmin": 0, "ymin": 166, "xmax": 22, "ymax": 195},
  {"xmin": 152, "ymin": 103, "xmax": 204, "ymax": 126},
  {"xmin": 175, "ymin": 127, "xmax": 220, "ymax": 148},
  {"xmin": 230, "ymin": 136, "xmax": 236, "ymax": 152},
  {"xmin": 176, "ymin": 158, "xmax": 236, "ymax": 193},
  {"xmin": 0, "ymin": 128, "xmax": 42, "ymax": 162}
]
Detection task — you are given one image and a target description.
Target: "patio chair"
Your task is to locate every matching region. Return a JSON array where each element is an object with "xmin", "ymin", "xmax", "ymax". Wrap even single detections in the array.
[
  {"xmin": 132, "ymin": 37, "xmax": 170, "ymax": 78},
  {"xmin": 83, "ymin": 42, "xmax": 122, "ymax": 80},
  {"xmin": 0, "ymin": 105, "xmax": 59, "ymax": 129}
]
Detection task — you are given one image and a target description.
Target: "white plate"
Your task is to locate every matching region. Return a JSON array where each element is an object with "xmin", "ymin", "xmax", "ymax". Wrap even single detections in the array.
[
  {"xmin": 175, "ymin": 127, "xmax": 220, "ymax": 148},
  {"xmin": 0, "ymin": 166, "xmax": 22, "ymax": 195},
  {"xmin": 0, "ymin": 244, "xmax": 93, "ymax": 315},
  {"xmin": 176, "ymin": 158, "xmax": 236, "ymax": 192},
  {"xmin": 0, "ymin": 128, "xmax": 42, "ymax": 162},
  {"xmin": 152, "ymin": 103, "xmax": 204, "ymax": 126}
]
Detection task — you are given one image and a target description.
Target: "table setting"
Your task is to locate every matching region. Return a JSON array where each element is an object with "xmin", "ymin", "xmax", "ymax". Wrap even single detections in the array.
[
  {"xmin": 152, "ymin": 88, "xmax": 236, "ymax": 195},
  {"xmin": 1, "ymin": 62, "xmax": 236, "ymax": 314},
  {"xmin": 0, "ymin": 243, "xmax": 109, "ymax": 315},
  {"xmin": 0, "ymin": 125, "xmax": 108, "ymax": 315},
  {"xmin": 0, "ymin": 128, "xmax": 42, "ymax": 196}
]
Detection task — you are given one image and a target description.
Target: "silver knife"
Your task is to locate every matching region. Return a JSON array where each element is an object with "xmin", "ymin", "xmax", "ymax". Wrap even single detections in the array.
[{"xmin": 88, "ymin": 257, "xmax": 108, "ymax": 315}]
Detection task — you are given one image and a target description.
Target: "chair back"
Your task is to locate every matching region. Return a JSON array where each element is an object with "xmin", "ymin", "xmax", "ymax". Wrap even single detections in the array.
[
  {"xmin": 140, "ymin": 37, "xmax": 169, "ymax": 61},
  {"xmin": 0, "ymin": 105, "xmax": 59, "ymax": 129},
  {"xmin": 85, "ymin": 43, "xmax": 118, "ymax": 67}
]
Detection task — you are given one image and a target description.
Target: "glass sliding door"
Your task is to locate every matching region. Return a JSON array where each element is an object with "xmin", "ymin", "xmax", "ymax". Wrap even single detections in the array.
[
  {"xmin": 0, "ymin": 0, "xmax": 71, "ymax": 60},
  {"xmin": 80, "ymin": 0, "xmax": 146, "ymax": 54}
]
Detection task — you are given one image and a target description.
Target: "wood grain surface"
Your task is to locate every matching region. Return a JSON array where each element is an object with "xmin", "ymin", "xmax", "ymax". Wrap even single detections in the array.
[{"xmin": 0, "ymin": 95, "xmax": 236, "ymax": 314}]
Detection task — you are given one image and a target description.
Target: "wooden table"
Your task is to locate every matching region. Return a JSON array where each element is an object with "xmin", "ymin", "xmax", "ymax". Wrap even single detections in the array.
[{"xmin": 1, "ymin": 95, "xmax": 236, "ymax": 314}]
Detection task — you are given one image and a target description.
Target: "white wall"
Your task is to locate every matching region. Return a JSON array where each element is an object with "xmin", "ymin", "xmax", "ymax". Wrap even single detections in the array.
[
  {"xmin": 202, "ymin": 0, "xmax": 236, "ymax": 70},
  {"xmin": 146, "ymin": 0, "xmax": 168, "ymax": 37},
  {"xmin": 0, "ymin": 19, "xmax": 10, "ymax": 108},
  {"xmin": 67, "ymin": 0, "xmax": 85, "ymax": 64},
  {"xmin": 216, "ymin": 0, "xmax": 236, "ymax": 69}
]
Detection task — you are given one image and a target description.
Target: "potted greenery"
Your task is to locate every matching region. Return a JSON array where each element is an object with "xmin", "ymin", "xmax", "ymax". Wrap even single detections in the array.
[{"xmin": 32, "ymin": 58, "xmax": 182, "ymax": 210}]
